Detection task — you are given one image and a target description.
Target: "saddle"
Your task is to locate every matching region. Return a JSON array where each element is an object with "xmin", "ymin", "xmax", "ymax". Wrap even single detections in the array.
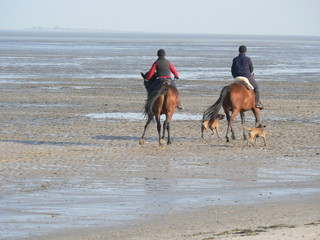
[
  {"xmin": 234, "ymin": 77, "xmax": 254, "ymax": 90},
  {"xmin": 159, "ymin": 78, "xmax": 171, "ymax": 86},
  {"xmin": 146, "ymin": 78, "xmax": 171, "ymax": 98},
  {"xmin": 153, "ymin": 79, "xmax": 171, "ymax": 95}
]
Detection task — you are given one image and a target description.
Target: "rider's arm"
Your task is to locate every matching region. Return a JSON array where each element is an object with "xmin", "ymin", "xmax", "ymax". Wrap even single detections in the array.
[
  {"xmin": 231, "ymin": 59, "xmax": 237, "ymax": 78},
  {"xmin": 146, "ymin": 62, "xmax": 157, "ymax": 80},
  {"xmin": 249, "ymin": 58, "xmax": 254, "ymax": 73},
  {"xmin": 170, "ymin": 63, "xmax": 179, "ymax": 79}
]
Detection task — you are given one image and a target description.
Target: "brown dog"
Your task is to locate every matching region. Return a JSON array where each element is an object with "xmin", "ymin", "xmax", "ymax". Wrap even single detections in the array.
[
  {"xmin": 243, "ymin": 124, "xmax": 267, "ymax": 146},
  {"xmin": 201, "ymin": 114, "xmax": 225, "ymax": 139}
]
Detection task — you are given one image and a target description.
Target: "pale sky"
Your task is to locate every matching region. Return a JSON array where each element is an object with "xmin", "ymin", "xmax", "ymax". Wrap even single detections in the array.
[{"xmin": 1, "ymin": 0, "xmax": 319, "ymax": 36}]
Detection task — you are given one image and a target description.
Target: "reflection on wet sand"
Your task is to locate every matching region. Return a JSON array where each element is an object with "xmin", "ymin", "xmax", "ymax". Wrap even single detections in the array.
[{"xmin": 1, "ymin": 174, "xmax": 319, "ymax": 239}]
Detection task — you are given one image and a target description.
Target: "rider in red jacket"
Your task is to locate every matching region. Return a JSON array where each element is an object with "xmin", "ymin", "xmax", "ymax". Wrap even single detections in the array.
[
  {"xmin": 145, "ymin": 49, "xmax": 183, "ymax": 109},
  {"xmin": 146, "ymin": 49, "xmax": 179, "ymax": 90}
]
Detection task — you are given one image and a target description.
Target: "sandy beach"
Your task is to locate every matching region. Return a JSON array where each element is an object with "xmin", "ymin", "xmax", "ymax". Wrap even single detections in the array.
[{"xmin": 0, "ymin": 77, "xmax": 319, "ymax": 240}]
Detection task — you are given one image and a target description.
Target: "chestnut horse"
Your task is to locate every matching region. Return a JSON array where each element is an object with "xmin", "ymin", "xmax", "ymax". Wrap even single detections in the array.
[
  {"xmin": 203, "ymin": 82, "xmax": 261, "ymax": 142},
  {"xmin": 139, "ymin": 73, "xmax": 179, "ymax": 146}
]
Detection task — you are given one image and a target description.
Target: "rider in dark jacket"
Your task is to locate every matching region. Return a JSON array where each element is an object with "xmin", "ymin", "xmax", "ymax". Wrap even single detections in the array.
[
  {"xmin": 145, "ymin": 49, "xmax": 183, "ymax": 109},
  {"xmin": 231, "ymin": 45, "xmax": 263, "ymax": 109}
]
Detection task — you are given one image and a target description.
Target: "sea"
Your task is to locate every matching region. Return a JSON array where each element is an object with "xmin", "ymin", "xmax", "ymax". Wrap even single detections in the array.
[{"xmin": 1, "ymin": 30, "xmax": 320, "ymax": 83}]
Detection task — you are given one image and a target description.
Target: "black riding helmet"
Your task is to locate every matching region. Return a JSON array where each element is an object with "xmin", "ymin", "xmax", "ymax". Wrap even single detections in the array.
[
  {"xmin": 157, "ymin": 49, "xmax": 166, "ymax": 57},
  {"xmin": 239, "ymin": 45, "xmax": 247, "ymax": 53}
]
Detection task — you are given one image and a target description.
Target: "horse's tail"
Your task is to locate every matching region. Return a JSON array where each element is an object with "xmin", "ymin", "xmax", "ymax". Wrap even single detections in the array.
[
  {"xmin": 203, "ymin": 85, "xmax": 230, "ymax": 126},
  {"xmin": 144, "ymin": 85, "xmax": 168, "ymax": 118}
]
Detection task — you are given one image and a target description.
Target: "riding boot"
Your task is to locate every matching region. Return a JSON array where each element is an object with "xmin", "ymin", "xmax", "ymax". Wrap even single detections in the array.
[{"xmin": 254, "ymin": 91, "xmax": 264, "ymax": 110}]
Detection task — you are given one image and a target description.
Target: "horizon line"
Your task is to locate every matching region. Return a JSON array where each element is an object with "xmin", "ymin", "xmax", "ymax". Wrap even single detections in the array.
[{"xmin": 0, "ymin": 27, "xmax": 319, "ymax": 38}]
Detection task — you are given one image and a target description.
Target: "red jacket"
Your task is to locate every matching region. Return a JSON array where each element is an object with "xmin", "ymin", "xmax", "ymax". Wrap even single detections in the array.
[{"xmin": 146, "ymin": 57, "xmax": 179, "ymax": 80}]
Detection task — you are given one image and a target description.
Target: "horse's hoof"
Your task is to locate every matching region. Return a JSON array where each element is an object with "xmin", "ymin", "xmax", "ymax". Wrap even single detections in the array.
[
  {"xmin": 139, "ymin": 139, "xmax": 145, "ymax": 145},
  {"xmin": 232, "ymin": 135, "xmax": 236, "ymax": 140},
  {"xmin": 159, "ymin": 139, "xmax": 165, "ymax": 146},
  {"xmin": 167, "ymin": 141, "xmax": 172, "ymax": 145}
]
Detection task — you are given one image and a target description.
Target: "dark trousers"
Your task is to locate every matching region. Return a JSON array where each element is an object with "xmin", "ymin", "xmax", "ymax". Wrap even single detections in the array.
[
  {"xmin": 249, "ymin": 78, "xmax": 259, "ymax": 91},
  {"xmin": 249, "ymin": 78, "xmax": 261, "ymax": 104},
  {"xmin": 148, "ymin": 78, "xmax": 176, "ymax": 95}
]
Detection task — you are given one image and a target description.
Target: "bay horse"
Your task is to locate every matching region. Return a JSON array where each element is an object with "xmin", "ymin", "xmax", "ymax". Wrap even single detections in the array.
[
  {"xmin": 203, "ymin": 81, "xmax": 261, "ymax": 142},
  {"xmin": 139, "ymin": 73, "xmax": 179, "ymax": 146}
]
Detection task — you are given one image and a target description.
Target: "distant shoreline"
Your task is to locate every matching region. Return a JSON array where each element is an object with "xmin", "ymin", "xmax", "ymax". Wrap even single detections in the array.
[{"xmin": 1, "ymin": 28, "xmax": 319, "ymax": 39}]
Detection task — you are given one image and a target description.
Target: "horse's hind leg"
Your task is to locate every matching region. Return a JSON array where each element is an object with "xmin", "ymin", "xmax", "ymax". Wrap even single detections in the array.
[
  {"xmin": 164, "ymin": 112, "xmax": 174, "ymax": 145},
  {"xmin": 224, "ymin": 107, "xmax": 232, "ymax": 142},
  {"xmin": 240, "ymin": 112, "xmax": 247, "ymax": 140},
  {"xmin": 252, "ymin": 108, "xmax": 260, "ymax": 127},
  {"xmin": 226, "ymin": 120, "xmax": 235, "ymax": 142},
  {"xmin": 156, "ymin": 116, "xmax": 164, "ymax": 146},
  {"xmin": 139, "ymin": 118, "xmax": 152, "ymax": 145},
  {"xmin": 161, "ymin": 120, "xmax": 167, "ymax": 145},
  {"xmin": 226, "ymin": 124, "xmax": 230, "ymax": 142},
  {"xmin": 162, "ymin": 121, "xmax": 171, "ymax": 145},
  {"xmin": 228, "ymin": 110, "xmax": 238, "ymax": 141},
  {"xmin": 159, "ymin": 120, "xmax": 171, "ymax": 145}
]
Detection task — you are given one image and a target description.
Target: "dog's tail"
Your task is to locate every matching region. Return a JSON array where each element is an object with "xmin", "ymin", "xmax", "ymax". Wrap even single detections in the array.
[{"xmin": 242, "ymin": 124, "xmax": 252, "ymax": 131}]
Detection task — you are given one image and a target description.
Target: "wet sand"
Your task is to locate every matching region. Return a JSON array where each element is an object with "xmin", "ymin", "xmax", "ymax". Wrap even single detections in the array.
[{"xmin": 0, "ymin": 78, "xmax": 319, "ymax": 239}]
